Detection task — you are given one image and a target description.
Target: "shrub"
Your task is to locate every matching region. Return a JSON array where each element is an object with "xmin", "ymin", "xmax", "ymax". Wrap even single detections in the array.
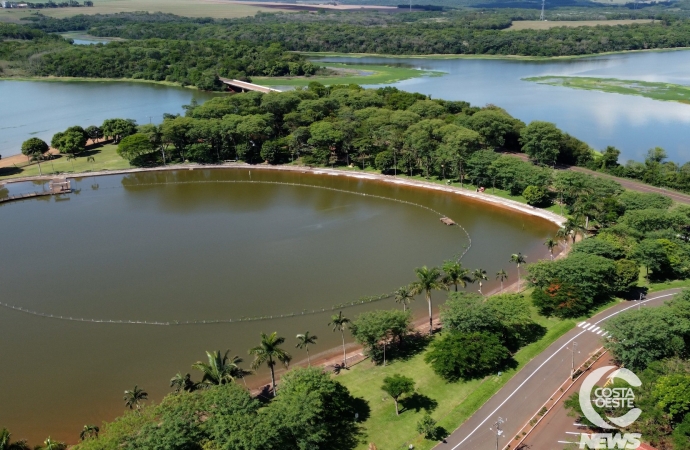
[
  {"xmin": 522, "ymin": 185, "xmax": 550, "ymax": 206},
  {"xmin": 532, "ymin": 280, "xmax": 591, "ymax": 318},
  {"xmin": 424, "ymin": 331, "xmax": 511, "ymax": 381}
]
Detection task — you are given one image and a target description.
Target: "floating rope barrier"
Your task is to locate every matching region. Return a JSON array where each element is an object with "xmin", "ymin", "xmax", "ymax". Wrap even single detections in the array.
[{"xmin": 1, "ymin": 179, "xmax": 472, "ymax": 326}]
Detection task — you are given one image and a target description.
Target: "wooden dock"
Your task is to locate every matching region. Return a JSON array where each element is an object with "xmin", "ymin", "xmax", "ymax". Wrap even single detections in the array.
[
  {"xmin": 440, "ymin": 217, "xmax": 456, "ymax": 226},
  {"xmin": 0, "ymin": 178, "xmax": 71, "ymax": 204}
]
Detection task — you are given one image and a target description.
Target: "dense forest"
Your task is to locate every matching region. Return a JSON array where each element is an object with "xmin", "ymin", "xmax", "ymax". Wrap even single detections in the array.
[
  {"xmin": 18, "ymin": 10, "xmax": 686, "ymax": 57},
  {"xmin": 0, "ymin": 23, "xmax": 315, "ymax": 89},
  {"xmin": 9, "ymin": 9, "xmax": 690, "ymax": 57}
]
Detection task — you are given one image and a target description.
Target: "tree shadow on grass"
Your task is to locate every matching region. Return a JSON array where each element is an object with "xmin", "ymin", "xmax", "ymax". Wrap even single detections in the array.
[
  {"xmin": 390, "ymin": 332, "xmax": 432, "ymax": 362},
  {"xmin": 400, "ymin": 393, "xmax": 438, "ymax": 414},
  {"xmin": 0, "ymin": 167, "xmax": 22, "ymax": 177},
  {"xmin": 350, "ymin": 396, "xmax": 371, "ymax": 422}
]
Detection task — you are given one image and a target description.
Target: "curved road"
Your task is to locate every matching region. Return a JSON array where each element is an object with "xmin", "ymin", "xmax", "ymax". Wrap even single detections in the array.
[{"xmin": 435, "ymin": 288, "xmax": 682, "ymax": 450}]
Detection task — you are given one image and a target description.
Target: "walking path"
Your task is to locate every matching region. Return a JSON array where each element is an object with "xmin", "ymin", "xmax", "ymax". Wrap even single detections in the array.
[
  {"xmin": 0, "ymin": 162, "xmax": 567, "ymax": 227},
  {"xmin": 435, "ymin": 288, "xmax": 682, "ymax": 450}
]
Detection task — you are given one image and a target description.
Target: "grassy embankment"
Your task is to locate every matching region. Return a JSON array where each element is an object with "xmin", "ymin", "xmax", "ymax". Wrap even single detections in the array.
[
  {"xmin": 0, "ymin": 144, "xmax": 129, "ymax": 179},
  {"xmin": 524, "ymin": 76, "xmax": 690, "ymax": 104},
  {"xmin": 336, "ymin": 298, "xmax": 608, "ymax": 450},
  {"xmin": 0, "ymin": 0, "xmax": 281, "ymax": 23},
  {"xmin": 256, "ymin": 63, "xmax": 443, "ymax": 87}
]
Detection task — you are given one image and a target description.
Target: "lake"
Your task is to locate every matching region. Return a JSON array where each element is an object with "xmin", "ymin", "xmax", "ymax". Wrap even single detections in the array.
[
  {"xmin": 0, "ymin": 168, "xmax": 556, "ymax": 443},
  {"xmin": 0, "ymin": 80, "xmax": 219, "ymax": 159},
  {"xmin": 314, "ymin": 50, "xmax": 690, "ymax": 164},
  {"xmin": 3, "ymin": 50, "xmax": 690, "ymax": 163}
]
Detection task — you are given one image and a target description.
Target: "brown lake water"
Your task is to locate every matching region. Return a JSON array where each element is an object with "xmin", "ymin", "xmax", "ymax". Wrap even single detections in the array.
[{"xmin": 0, "ymin": 168, "xmax": 556, "ymax": 443}]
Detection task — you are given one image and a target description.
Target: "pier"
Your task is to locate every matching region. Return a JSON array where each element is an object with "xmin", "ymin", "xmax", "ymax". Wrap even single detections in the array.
[{"xmin": 0, "ymin": 178, "xmax": 71, "ymax": 204}]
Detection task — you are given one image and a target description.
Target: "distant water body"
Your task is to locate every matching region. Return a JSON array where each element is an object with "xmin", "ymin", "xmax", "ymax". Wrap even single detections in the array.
[
  {"xmin": 2, "ymin": 50, "xmax": 690, "ymax": 162},
  {"xmin": 315, "ymin": 50, "xmax": 690, "ymax": 164}
]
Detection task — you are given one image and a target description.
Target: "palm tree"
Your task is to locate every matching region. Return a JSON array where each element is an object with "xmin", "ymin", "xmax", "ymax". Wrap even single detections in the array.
[
  {"xmin": 393, "ymin": 285, "xmax": 415, "ymax": 311},
  {"xmin": 329, "ymin": 311, "xmax": 351, "ymax": 368},
  {"xmin": 1, "ymin": 429, "xmax": 29, "ymax": 450},
  {"xmin": 556, "ymin": 226, "xmax": 570, "ymax": 247},
  {"xmin": 123, "ymin": 385, "xmax": 148, "ymax": 411},
  {"xmin": 249, "ymin": 332, "xmax": 292, "ymax": 397},
  {"xmin": 496, "ymin": 269, "xmax": 508, "ymax": 293},
  {"xmin": 441, "ymin": 260, "xmax": 471, "ymax": 292},
  {"xmin": 66, "ymin": 154, "xmax": 76, "ymax": 172},
  {"xmin": 170, "ymin": 372, "xmax": 197, "ymax": 393},
  {"xmin": 79, "ymin": 425, "xmax": 99, "ymax": 441},
  {"xmin": 86, "ymin": 155, "xmax": 96, "ymax": 172},
  {"xmin": 472, "ymin": 268, "xmax": 488, "ymax": 295},
  {"xmin": 40, "ymin": 438, "xmax": 66, "ymax": 450},
  {"xmin": 510, "ymin": 253, "xmax": 527, "ymax": 291},
  {"xmin": 410, "ymin": 266, "xmax": 446, "ymax": 335},
  {"xmin": 544, "ymin": 238, "xmax": 558, "ymax": 260},
  {"xmin": 296, "ymin": 331, "xmax": 318, "ymax": 366},
  {"xmin": 192, "ymin": 350, "xmax": 245, "ymax": 387},
  {"xmin": 30, "ymin": 154, "xmax": 43, "ymax": 176}
]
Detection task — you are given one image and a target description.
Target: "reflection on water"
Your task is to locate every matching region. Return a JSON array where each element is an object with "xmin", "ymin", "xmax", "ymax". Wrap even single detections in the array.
[
  {"xmin": 0, "ymin": 168, "xmax": 556, "ymax": 443},
  {"xmin": 318, "ymin": 50, "xmax": 690, "ymax": 163}
]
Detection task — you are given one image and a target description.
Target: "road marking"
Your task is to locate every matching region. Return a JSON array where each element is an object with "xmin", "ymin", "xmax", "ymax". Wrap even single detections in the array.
[
  {"xmin": 592, "ymin": 327, "xmax": 600, "ymax": 332},
  {"xmin": 586, "ymin": 324, "xmax": 596, "ymax": 330},
  {"xmin": 596, "ymin": 330, "xmax": 603, "ymax": 335},
  {"xmin": 565, "ymin": 432, "xmax": 580, "ymax": 435},
  {"xmin": 578, "ymin": 322, "xmax": 590, "ymax": 328},
  {"xmin": 447, "ymin": 292, "xmax": 677, "ymax": 450},
  {"xmin": 577, "ymin": 321, "xmax": 586, "ymax": 327}
]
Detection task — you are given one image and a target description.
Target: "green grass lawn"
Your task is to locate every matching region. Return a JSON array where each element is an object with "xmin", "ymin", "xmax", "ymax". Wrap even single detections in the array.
[
  {"xmin": 336, "ymin": 305, "xmax": 574, "ymax": 450},
  {"xmin": 255, "ymin": 63, "xmax": 443, "ymax": 87},
  {"xmin": 0, "ymin": 144, "xmax": 130, "ymax": 180},
  {"xmin": 523, "ymin": 76, "xmax": 690, "ymax": 104}
]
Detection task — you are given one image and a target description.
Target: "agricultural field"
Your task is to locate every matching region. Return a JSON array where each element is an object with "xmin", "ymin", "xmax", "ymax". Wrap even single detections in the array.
[
  {"xmin": 507, "ymin": 19, "xmax": 653, "ymax": 30},
  {"xmin": 0, "ymin": 0, "xmax": 283, "ymax": 22},
  {"xmin": 524, "ymin": 75, "xmax": 690, "ymax": 104}
]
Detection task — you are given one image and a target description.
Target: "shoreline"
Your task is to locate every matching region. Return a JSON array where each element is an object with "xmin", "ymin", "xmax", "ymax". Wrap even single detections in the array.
[
  {"xmin": 300, "ymin": 46, "xmax": 690, "ymax": 62},
  {"xmin": 1, "ymin": 163, "xmax": 567, "ymax": 227},
  {"xmin": 0, "ymin": 76, "xmax": 206, "ymax": 90}
]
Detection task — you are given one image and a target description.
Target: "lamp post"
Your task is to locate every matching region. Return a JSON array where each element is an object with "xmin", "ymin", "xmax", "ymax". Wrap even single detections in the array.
[
  {"xmin": 494, "ymin": 417, "xmax": 505, "ymax": 450},
  {"xmin": 571, "ymin": 341, "xmax": 578, "ymax": 379}
]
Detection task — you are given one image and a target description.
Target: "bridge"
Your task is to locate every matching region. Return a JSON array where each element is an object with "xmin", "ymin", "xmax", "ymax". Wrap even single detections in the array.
[{"xmin": 219, "ymin": 78, "xmax": 281, "ymax": 94}]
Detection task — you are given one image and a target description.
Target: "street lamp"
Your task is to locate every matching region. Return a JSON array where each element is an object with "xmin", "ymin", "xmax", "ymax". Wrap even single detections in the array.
[
  {"xmin": 493, "ymin": 417, "xmax": 505, "ymax": 450},
  {"xmin": 571, "ymin": 342, "xmax": 578, "ymax": 379}
]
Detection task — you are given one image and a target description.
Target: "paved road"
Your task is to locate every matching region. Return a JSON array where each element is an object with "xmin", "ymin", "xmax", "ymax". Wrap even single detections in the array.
[
  {"xmin": 501, "ymin": 151, "xmax": 690, "ymax": 205},
  {"xmin": 434, "ymin": 289, "xmax": 682, "ymax": 450},
  {"xmin": 570, "ymin": 167, "xmax": 690, "ymax": 205},
  {"xmin": 519, "ymin": 353, "xmax": 616, "ymax": 449}
]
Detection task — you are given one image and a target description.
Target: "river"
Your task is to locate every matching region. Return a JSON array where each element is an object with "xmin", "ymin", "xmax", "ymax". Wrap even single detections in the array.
[
  {"xmin": 0, "ymin": 168, "xmax": 556, "ymax": 443},
  {"xmin": 2, "ymin": 50, "xmax": 690, "ymax": 163}
]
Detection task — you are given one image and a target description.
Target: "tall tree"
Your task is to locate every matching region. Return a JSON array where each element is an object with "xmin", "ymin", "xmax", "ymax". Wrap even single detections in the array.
[
  {"xmin": 510, "ymin": 253, "xmax": 527, "ymax": 291},
  {"xmin": 249, "ymin": 332, "xmax": 291, "ymax": 397},
  {"xmin": 295, "ymin": 331, "xmax": 318, "ymax": 366},
  {"xmin": 544, "ymin": 237, "xmax": 558, "ymax": 260},
  {"xmin": 394, "ymin": 285, "xmax": 415, "ymax": 311},
  {"xmin": 192, "ymin": 350, "xmax": 245, "ymax": 387},
  {"xmin": 472, "ymin": 268, "xmax": 488, "ymax": 295},
  {"xmin": 328, "ymin": 311, "xmax": 351, "ymax": 368},
  {"xmin": 410, "ymin": 266, "xmax": 446, "ymax": 334},
  {"xmin": 123, "ymin": 385, "xmax": 148, "ymax": 411},
  {"xmin": 496, "ymin": 269, "xmax": 508, "ymax": 293},
  {"xmin": 442, "ymin": 260, "xmax": 470, "ymax": 292}
]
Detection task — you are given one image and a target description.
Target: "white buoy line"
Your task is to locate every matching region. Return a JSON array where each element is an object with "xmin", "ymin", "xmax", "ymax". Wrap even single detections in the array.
[{"xmin": 1, "ymin": 179, "xmax": 472, "ymax": 326}]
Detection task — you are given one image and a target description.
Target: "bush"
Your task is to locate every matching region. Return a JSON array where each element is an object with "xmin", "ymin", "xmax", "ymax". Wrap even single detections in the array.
[
  {"xmin": 571, "ymin": 238, "xmax": 625, "ymax": 260},
  {"xmin": 618, "ymin": 191, "xmax": 673, "ymax": 211},
  {"xmin": 532, "ymin": 280, "xmax": 591, "ymax": 318},
  {"xmin": 522, "ymin": 185, "xmax": 550, "ymax": 206},
  {"xmin": 417, "ymin": 414, "xmax": 438, "ymax": 439},
  {"xmin": 424, "ymin": 331, "xmax": 511, "ymax": 381},
  {"xmin": 350, "ymin": 309, "xmax": 412, "ymax": 364}
]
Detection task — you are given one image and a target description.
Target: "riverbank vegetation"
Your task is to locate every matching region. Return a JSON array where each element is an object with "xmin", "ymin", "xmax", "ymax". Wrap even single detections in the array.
[
  {"xmin": 525, "ymin": 75, "xmax": 690, "ymax": 104},
  {"xmin": 18, "ymin": 9, "xmax": 690, "ymax": 58},
  {"xmin": 0, "ymin": 23, "xmax": 316, "ymax": 89}
]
